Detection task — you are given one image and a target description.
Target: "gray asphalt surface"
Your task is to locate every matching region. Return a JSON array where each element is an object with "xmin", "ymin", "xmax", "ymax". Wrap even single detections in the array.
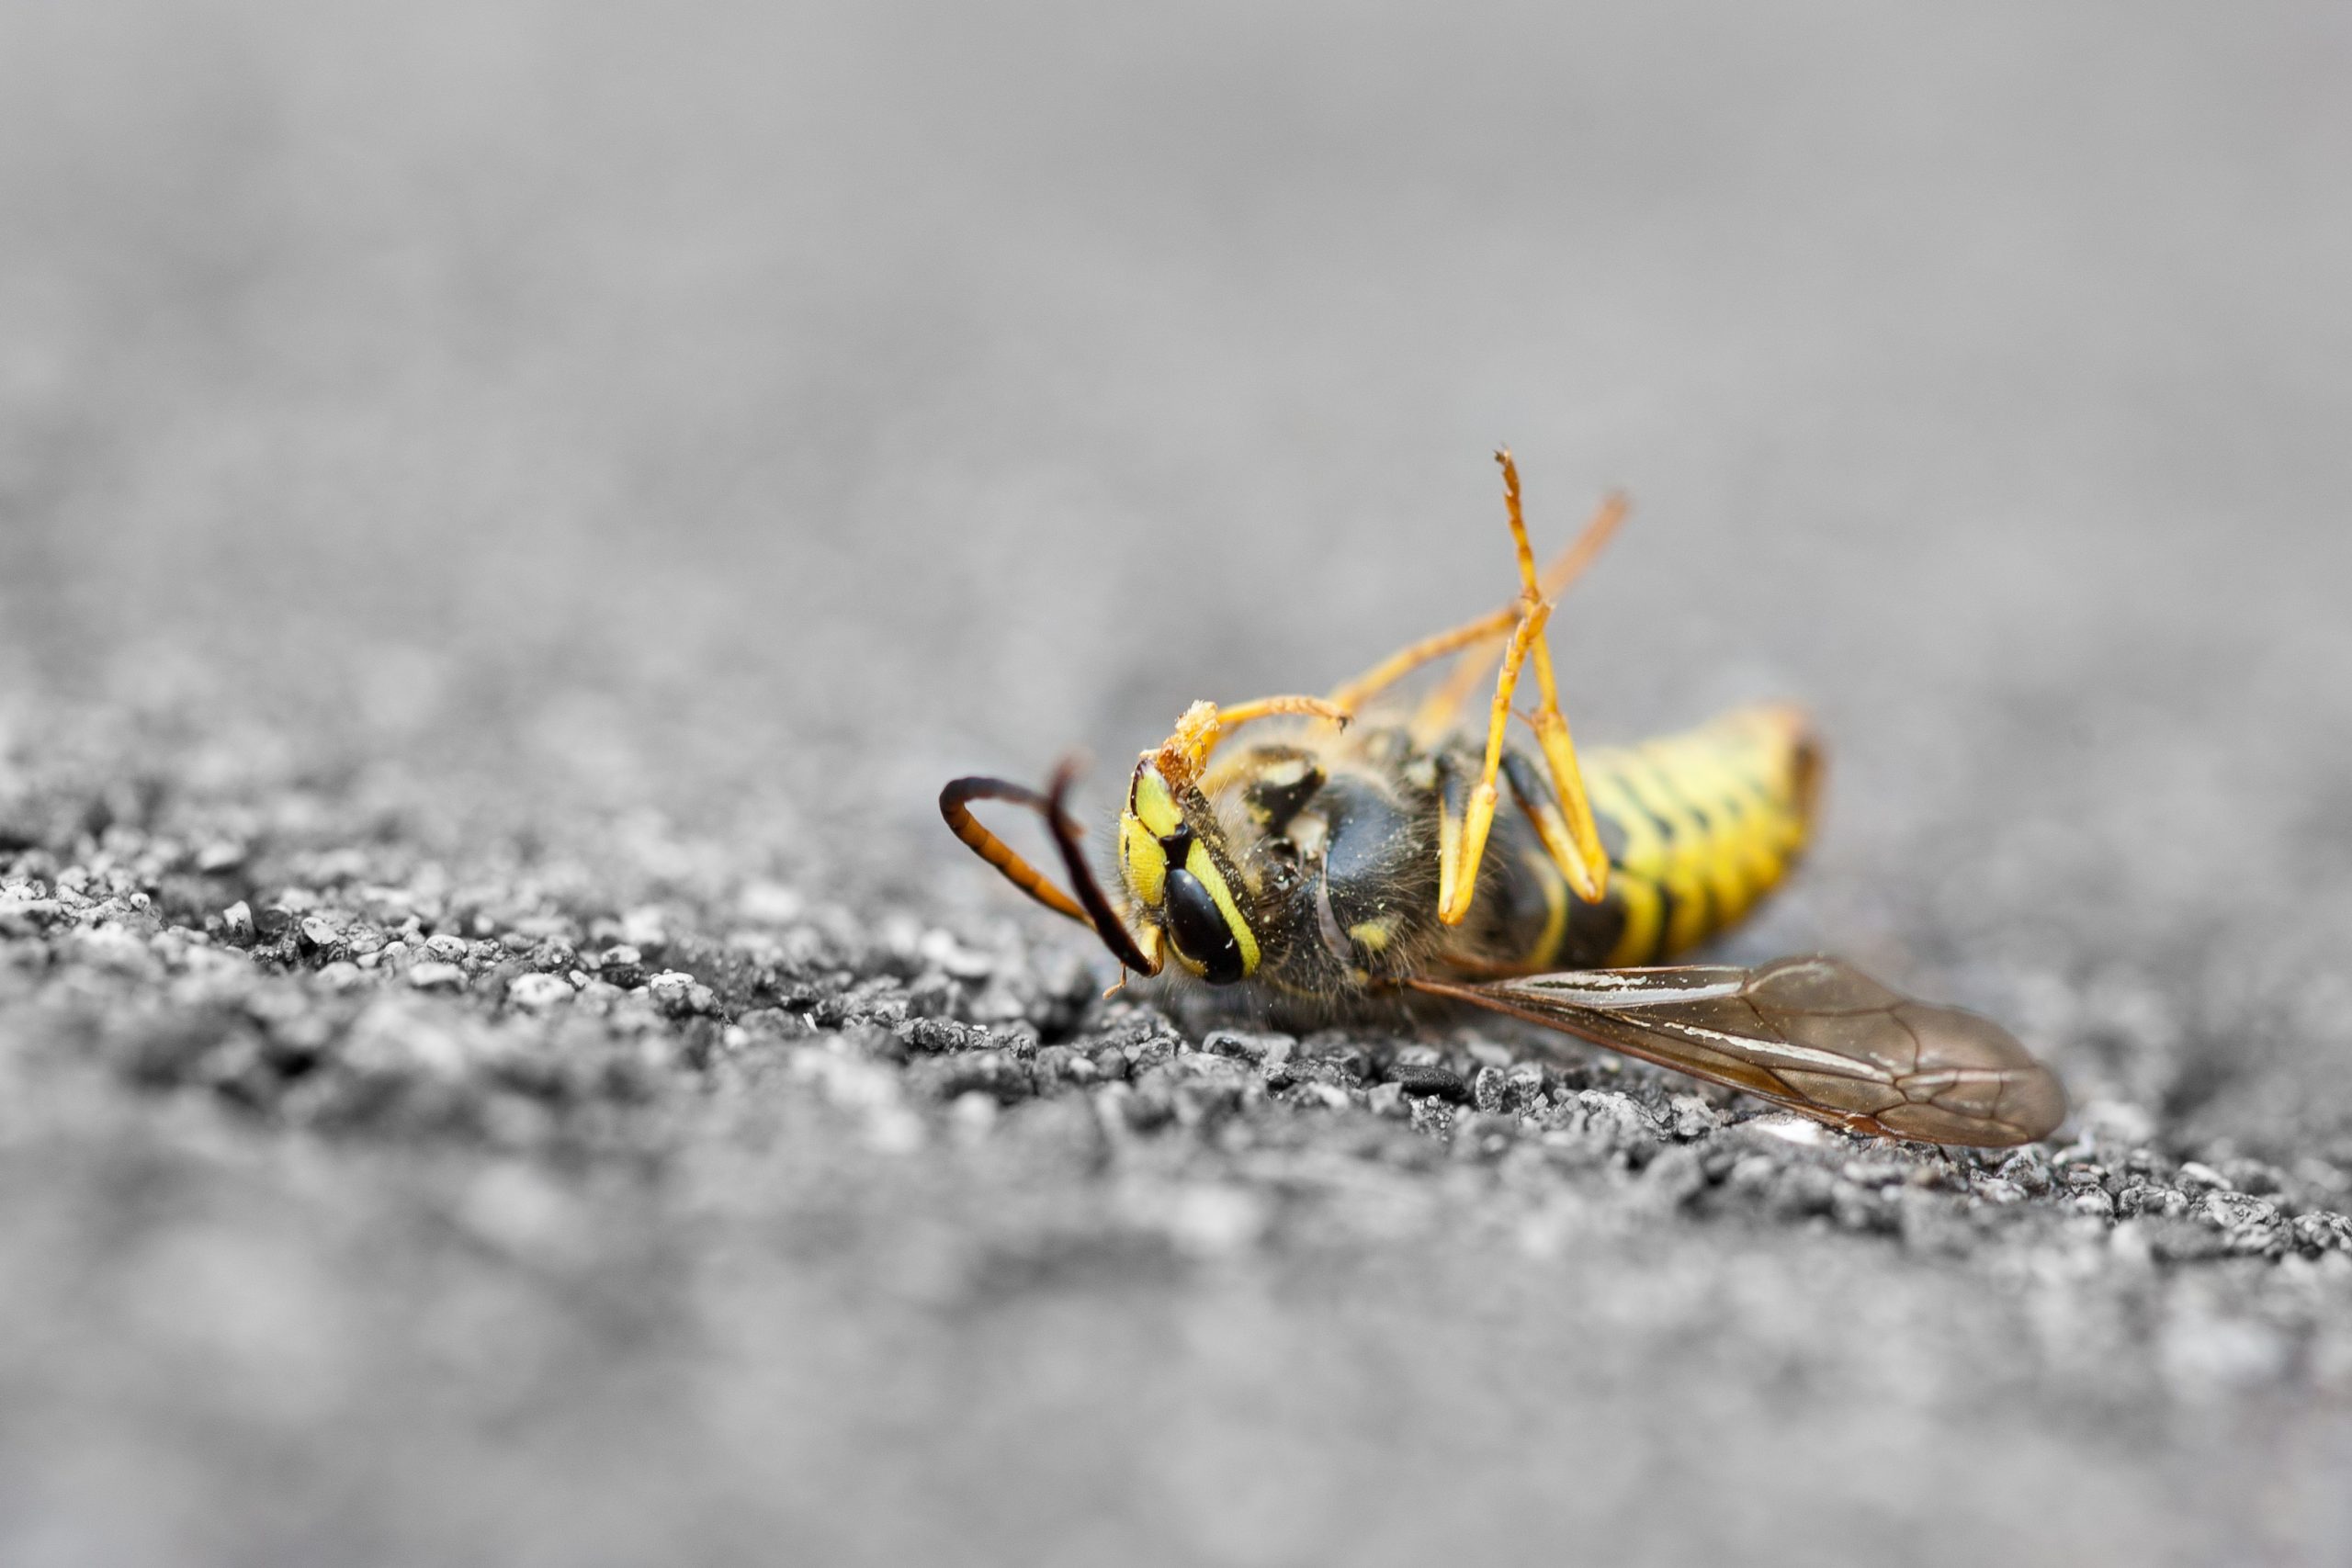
[{"xmin": 5, "ymin": 5, "xmax": 2352, "ymax": 1564}]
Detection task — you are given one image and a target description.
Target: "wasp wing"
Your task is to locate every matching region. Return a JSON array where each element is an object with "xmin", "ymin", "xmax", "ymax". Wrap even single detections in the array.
[{"xmin": 1410, "ymin": 955, "xmax": 2065, "ymax": 1147}]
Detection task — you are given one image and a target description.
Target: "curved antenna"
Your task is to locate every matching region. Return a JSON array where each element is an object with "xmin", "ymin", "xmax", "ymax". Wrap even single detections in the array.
[
  {"xmin": 940, "ymin": 774, "xmax": 1091, "ymax": 922},
  {"xmin": 938, "ymin": 767, "xmax": 1160, "ymax": 976},
  {"xmin": 1043, "ymin": 761, "xmax": 1160, "ymax": 975}
]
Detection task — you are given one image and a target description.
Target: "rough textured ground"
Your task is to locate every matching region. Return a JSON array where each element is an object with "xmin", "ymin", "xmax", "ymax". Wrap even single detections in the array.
[{"xmin": 5, "ymin": 5, "xmax": 2352, "ymax": 1565}]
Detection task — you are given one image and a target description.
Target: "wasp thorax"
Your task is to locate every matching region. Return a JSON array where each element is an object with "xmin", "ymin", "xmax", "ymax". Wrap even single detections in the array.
[{"xmin": 1117, "ymin": 759, "xmax": 1259, "ymax": 985}]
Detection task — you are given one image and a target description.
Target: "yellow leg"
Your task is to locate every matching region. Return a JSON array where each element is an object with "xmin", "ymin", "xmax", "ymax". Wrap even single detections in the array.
[
  {"xmin": 1495, "ymin": 450, "xmax": 1611, "ymax": 905},
  {"xmin": 1410, "ymin": 490, "xmax": 1627, "ymax": 739},
  {"xmin": 1327, "ymin": 610, "xmax": 1519, "ymax": 715},
  {"xmin": 1326, "ymin": 490, "xmax": 1624, "ymax": 718},
  {"xmin": 1152, "ymin": 694, "xmax": 1350, "ymax": 791},
  {"xmin": 1436, "ymin": 593, "xmax": 1549, "ymax": 924},
  {"xmin": 1434, "ymin": 451, "xmax": 1612, "ymax": 922}
]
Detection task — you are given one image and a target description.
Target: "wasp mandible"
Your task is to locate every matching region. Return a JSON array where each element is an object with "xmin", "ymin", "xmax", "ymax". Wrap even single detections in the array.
[{"xmin": 943, "ymin": 452, "xmax": 2066, "ymax": 1147}]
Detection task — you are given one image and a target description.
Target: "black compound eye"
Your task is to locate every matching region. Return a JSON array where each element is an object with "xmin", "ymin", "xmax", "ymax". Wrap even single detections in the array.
[{"xmin": 1162, "ymin": 867, "xmax": 1245, "ymax": 985}]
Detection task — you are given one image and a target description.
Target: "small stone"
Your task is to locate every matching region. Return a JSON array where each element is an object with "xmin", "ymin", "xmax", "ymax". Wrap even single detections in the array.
[
  {"xmin": 2117, "ymin": 1182, "xmax": 2191, "ymax": 1221},
  {"xmin": 507, "ymin": 973, "xmax": 575, "ymax": 1011},
  {"xmin": 647, "ymin": 970, "xmax": 716, "ymax": 1016},
  {"xmin": 2290, "ymin": 1212, "xmax": 2352, "ymax": 1254},
  {"xmin": 408, "ymin": 961, "xmax": 466, "ymax": 991},
  {"xmin": 1202, "ymin": 1030, "xmax": 1294, "ymax": 1065},
  {"xmin": 899, "ymin": 1017, "xmax": 971, "ymax": 1055},
  {"xmin": 1308, "ymin": 1042, "xmax": 1369, "ymax": 1082},
  {"xmin": 1738, "ymin": 1111, "xmax": 1827, "ymax": 1147},
  {"xmin": 0, "ymin": 895, "xmax": 62, "ymax": 937},
  {"xmin": 220, "ymin": 900, "xmax": 255, "ymax": 942},
  {"xmin": 1366, "ymin": 1081, "xmax": 1408, "ymax": 1119},
  {"xmin": 424, "ymin": 933, "xmax": 469, "ymax": 964},
  {"xmin": 2069, "ymin": 1188, "xmax": 2117, "ymax": 1220},
  {"xmin": 195, "ymin": 840, "xmax": 248, "ymax": 873},
  {"xmin": 1502, "ymin": 1066, "xmax": 1548, "ymax": 1117},
  {"xmin": 1666, "ymin": 1094, "xmax": 1723, "ymax": 1141},
  {"xmin": 315, "ymin": 961, "xmax": 367, "ymax": 992},
  {"xmin": 1996, "ymin": 1148, "xmax": 2052, "ymax": 1193},
  {"xmin": 2199, "ymin": 1189, "xmax": 2278, "ymax": 1232},
  {"xmin": 1386, "ymin": 1062, "xmax": 1468, "ymax": 1102}
]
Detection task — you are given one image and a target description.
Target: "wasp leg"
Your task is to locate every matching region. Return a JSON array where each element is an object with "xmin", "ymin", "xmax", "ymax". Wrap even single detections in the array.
[
  {"xmin": 1437, "ymin": 586, "xmax": 1550, "ymax": 924},
  {"xmin": 1151, "ymin": 694, "xmax": 1350, "ymax": 791},
  {"xmin": 1495, "ymin": 448, "xmax": 1611, "ymax": 905},
  {"xmin": 1414, "ymin": 491, "xmax": 1625, "ymax": 739},
  {"xmin": 1326, "ymin": 608, "xmax": 1525, "ymax": 716},
  {"xmin": 1435, "ymin": 451, "xmax": 1611, "ymax": 922},
  {"xmin": 1326, "ymin": 490, "xmax": 1624, "ymax": 722}
]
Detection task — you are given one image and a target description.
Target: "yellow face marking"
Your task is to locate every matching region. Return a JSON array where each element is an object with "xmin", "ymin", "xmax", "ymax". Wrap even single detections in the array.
[
  {"xmin": 1123, "ymin": 759, "xmax": 1258, "ymax": 979},
  {"xmin": 1182, "ymin": 839, "xmax": 1261, "ymax": 977},
  {"xmin": 1130, "ymin": 765, "xmax": 1181, "ymax": 837},
  {"xmin": 1119, "ymin": 813, "xmax": 1167, "ymax": 907},
  {"xmin": 1348, "ymin": 915, "xmax": 1396, "ymax": 954}
]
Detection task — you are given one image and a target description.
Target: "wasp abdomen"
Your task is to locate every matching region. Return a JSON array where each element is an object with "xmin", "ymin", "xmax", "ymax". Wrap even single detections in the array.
[{"xmin": 1577, "ymin": 705, "xmax": 1820, "ymax": 966}]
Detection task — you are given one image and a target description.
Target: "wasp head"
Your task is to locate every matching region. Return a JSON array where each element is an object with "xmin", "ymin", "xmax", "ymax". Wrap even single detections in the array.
[{"xmin": 1115, "ymin": 757, "xmax": 1260, "ymax": 985}]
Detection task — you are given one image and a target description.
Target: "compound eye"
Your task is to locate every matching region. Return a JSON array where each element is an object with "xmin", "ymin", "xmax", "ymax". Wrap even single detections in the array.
[{"xmin": 1162, "ymin": 867, "xmax": 1246, "ymax": 985}]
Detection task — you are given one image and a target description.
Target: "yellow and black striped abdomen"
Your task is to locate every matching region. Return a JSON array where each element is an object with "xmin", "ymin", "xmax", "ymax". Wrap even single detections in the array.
[
  {"xmin": 1440, "ymin": 704, "xmax": 1820, "ymax": 976},
  {"xmin": 1579, "ymin": 704, "xmax": 1820, "ymax": 966}
]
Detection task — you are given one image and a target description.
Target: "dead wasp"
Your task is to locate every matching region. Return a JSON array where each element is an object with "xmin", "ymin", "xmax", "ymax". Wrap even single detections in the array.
[{"xmin": 943, "ymin": 452, "xmax": 2065, "ymax": 1147}]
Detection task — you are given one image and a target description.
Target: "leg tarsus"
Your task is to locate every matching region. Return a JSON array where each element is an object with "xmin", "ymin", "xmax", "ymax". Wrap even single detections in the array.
[
  {"xmin": 1329, "ymin": 476, "xmax": 1626, "ymax": 719},
  {"xmin": 1154, "ymin": 694, "xmax": 1348, "ymax": 790}
]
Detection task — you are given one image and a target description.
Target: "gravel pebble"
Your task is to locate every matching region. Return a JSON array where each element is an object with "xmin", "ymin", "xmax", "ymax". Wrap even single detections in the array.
[
  {"xmin": 1386, "ymin": 1061, "xmax": 1469, "ymax": 1101},
  {"xmin": 506, "ymin": 973, "xmax": 575, "ymax": 1011},
  {"xmin": 407, "ymin": 961, "xmax": 467, "ymax": 992}
]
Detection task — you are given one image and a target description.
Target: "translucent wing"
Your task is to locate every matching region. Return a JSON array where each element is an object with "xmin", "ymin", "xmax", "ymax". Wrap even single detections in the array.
[{"xmin": 1409, "ymin": 955, "xmax": 2065, "ymax": 1147}]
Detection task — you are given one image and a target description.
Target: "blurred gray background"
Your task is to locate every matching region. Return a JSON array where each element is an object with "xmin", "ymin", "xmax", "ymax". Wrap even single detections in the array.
[{"xmin": 4, "ymin": 3, "xmax": 2352, "ymax": 1564}]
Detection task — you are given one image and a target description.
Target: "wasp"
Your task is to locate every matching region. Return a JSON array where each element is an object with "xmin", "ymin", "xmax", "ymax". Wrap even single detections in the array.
[{"xmin": 942, "ymin": 452, "xmax": 2066, "ymax": 1147}]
